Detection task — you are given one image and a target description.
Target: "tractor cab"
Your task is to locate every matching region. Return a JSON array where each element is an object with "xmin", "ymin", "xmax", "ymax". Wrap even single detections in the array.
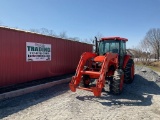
[{"xmin": 95, "ymin": 37, "xmax": 128, "ymax": 68}]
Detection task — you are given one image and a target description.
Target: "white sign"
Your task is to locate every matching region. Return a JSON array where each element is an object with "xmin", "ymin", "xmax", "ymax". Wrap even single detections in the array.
[{"xmin": 26, "ymin": 42, "xmax": 51, "ymax": 61}]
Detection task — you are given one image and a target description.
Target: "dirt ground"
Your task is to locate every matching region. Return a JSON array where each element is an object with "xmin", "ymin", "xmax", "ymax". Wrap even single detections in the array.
[{"xmin": 0, "ymin": 66, "xmax": 160, "ymax": 120}]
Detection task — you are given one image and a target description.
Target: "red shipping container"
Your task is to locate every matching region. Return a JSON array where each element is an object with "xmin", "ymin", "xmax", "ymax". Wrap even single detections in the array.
[{"xmin": 0, "ymin": 27, "xmax": 92, "ymax": 87}]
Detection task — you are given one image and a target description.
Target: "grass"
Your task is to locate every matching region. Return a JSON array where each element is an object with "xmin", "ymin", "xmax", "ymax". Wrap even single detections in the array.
[{"xmin": 135, "ymin": 61, "xmax": 160, "ymax": 73}]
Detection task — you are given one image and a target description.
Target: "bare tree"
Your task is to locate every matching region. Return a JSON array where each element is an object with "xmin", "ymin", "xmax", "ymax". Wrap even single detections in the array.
[
  {"xmin": 131, "ymin": 45, "xmax": 143, "ymax": 61},
  {"xmin": 29, "ymin": 28, "xmax": 82, "ymax": 42},
  {"xmin": 29, "ymin": 28, "xmax": 57, "ymax": 37},
  {"xmin": 59, "ymin": 31, "xmax": 67, "ymax": 39},
  {"xmin": 144, "ymin": 28, "xmax": 160, "ymax": 61},
  {"xmin": 82, "ymin": 38, "xmax": 93, "ymax": 44},
  {"xmin": 40, "ymin": 28, "xmax": 56, "ymax": 36},
  {"xmin": 29, "ymin": 28, "xmax": 40, "ymax": 33},
  {"xmin": 40, "ymin": 28, "xmax": 49, "ymax": 35},
  {"xmin": 131, "ymin": 43, "xmax": 152, "ymax": 65},
  {"xmin": 68, "ymin": 37, "xmax": 80, "ymax": 41},
  {"xmin": 87, "ymin": 32, "xmax": 103, "ymax": 44},
  {"xmin": 140, "ymin": 39, "xmax": 153, "ymax": 64},
  {"xmin": 96, "ymin": 32, "xmax": 103, "ymax": 40},
  {"xmin": 88, "ymin": 33, "xmax": 103, "ymax": 52}
]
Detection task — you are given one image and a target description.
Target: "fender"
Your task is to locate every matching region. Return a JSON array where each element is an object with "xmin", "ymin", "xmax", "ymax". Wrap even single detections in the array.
[{"xmin": 123, "ymin": 55, "xmax": 131, "ymax": 69}]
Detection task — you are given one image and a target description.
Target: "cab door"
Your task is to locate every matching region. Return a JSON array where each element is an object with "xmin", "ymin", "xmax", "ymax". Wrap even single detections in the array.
[{"xmin": 119, "ymin": 41, "xmax": 126, "ymax": 68}]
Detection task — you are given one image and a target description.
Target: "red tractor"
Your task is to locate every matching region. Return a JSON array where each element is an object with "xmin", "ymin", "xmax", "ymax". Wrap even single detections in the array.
[{"xmin": 69, "ymin": 37, "xmax": 134, "ymax": 97}]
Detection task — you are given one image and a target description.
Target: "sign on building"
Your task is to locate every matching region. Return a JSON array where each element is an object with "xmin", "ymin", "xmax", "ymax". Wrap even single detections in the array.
[{"xmin": 26, "ymin": 42, "xmax": 51, "ymax": 61}]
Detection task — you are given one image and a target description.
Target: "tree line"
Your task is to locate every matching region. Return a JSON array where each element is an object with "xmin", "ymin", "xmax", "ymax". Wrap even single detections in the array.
[
  {"xmin": 0, "ymin": 22, "xmax": 101, "ymax": 44},
  {"xmin": 29, "ymin": 28, "xmax": 81, "ymax": 42},
  {"xmin": 29, "ymin": 28, "xmax": 106, "ymax": 45},
  {"xmin": 133, "ymin": 28, "xmax": 160, "ymax": 63}
]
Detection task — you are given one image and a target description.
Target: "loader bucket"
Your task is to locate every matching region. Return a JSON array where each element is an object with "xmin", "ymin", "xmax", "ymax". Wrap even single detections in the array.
[
  {"xmin": 92, "ymin": 87, "xmax": 102, "ymax": 97},
  {"xmin": 69, "ymin": 83, "xmax": 76, "ymax": 92}
]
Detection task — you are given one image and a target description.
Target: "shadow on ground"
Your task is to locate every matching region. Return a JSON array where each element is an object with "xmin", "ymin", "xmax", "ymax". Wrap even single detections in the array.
[
  {"xmin": 76, "ymin": 74, "xmax": 160, "ymax": 107},
  {"xmin": 0, "ymin": 83, "xmax": 69, "ymax": 119}
]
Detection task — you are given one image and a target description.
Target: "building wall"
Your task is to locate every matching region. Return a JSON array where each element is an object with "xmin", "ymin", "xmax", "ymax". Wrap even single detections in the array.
[{"xmin": 0, "ymin": 27, "xmax": 92, "ymax": 87}]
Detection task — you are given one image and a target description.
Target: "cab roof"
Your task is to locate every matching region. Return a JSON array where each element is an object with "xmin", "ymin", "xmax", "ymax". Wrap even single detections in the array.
[{"xmin": 101, "ymin": 36, "xmax": 128, "ymax": 42}]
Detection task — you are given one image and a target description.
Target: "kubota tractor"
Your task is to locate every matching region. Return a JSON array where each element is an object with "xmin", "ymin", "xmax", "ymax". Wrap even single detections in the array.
[{"xmin": 69, "ymin": 37, "xmax": 134, "ymax": 97}]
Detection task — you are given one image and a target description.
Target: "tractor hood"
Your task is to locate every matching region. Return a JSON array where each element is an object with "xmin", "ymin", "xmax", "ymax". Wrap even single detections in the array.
[{"xmin": 94, "ymin": 56, "xmax": 105, "ymax": 62}]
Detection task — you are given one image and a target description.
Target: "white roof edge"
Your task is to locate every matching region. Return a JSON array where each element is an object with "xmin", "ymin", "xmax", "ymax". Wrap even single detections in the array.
[{"xmin": 0, "ymin": 26, "xmax": 93, "ymax": 45}]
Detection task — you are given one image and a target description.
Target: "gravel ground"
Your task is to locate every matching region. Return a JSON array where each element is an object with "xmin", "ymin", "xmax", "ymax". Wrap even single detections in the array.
[{"xmin": 0, "ymin": 66, "xmax": 160, "ymax": 120}]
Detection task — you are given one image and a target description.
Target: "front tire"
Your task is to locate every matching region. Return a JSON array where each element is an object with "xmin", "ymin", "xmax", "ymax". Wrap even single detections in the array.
[{"xmin": 110, "ymin": 69, "xmax": 124, "ymax": 95}]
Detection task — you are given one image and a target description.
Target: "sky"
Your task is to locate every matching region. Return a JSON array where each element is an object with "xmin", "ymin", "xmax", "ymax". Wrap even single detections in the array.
[{"xmin": 0, "ymin": 0, "xmax": 160, "ymax": 48}]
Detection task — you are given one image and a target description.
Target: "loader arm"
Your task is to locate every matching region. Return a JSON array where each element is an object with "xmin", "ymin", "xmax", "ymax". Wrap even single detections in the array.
[
  {"xmin": 69, "ymin": 52, "xmax": 118, "ymax": 97},
  {"xmin": 69, "ymin": 52, "xmax": 97, "ymax": 92},
  {"xmin": 92, "ymin": 53, "xmax": 118, "ymax": 96}
]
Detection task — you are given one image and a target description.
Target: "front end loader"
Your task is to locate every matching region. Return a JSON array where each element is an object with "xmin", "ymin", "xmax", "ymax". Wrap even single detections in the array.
[{"xmin": 69, "ymin": 37, "xmax": 134, "ymax": 97}]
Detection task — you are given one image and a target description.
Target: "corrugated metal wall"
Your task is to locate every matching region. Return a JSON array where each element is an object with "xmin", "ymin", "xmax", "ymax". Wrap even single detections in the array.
[{"xmin": 0, "ymin": 27, "xmax": 92, "ymax": 87}]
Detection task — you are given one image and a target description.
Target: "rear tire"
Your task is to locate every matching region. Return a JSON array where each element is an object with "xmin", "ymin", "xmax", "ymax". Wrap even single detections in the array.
[
  {"xmin": 110, "ymin": 69, "xmax": 124, "ymax": 95},
  {"xmin": 124, "ymin": 59, "xmax": 134, "ymax": 84}
]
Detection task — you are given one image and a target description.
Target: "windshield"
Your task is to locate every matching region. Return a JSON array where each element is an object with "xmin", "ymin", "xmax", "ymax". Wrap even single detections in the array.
[{"xmin": 98, "ymin": 40, "xmax": 120, "ymax": 55}]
